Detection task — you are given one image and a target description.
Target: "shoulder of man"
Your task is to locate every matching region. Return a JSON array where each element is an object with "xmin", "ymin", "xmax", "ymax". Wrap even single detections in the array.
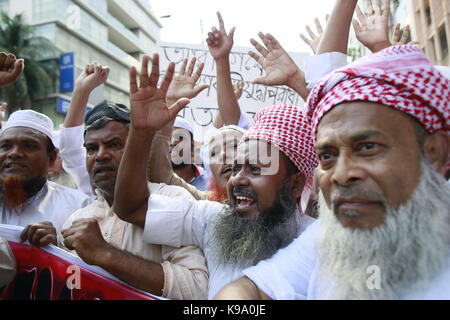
[
  {"xmin": 46, "ymin": 181, "xmax": 93, "ymax": 206},
  {"xmin": 148, "ymin": 182, "xmax": 197, "ymax": 200}
]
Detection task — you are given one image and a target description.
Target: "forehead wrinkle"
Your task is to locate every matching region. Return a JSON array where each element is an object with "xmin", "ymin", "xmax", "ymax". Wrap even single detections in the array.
[
  {"xmin": 0, "ymin": 130, "xmax": 47, "ymax": 147},
  {"xmin": 316, "ymin": 129, "xmax": 387, "ymax": 150},
  {"xmin": 85, "ymin": 134, "xmax": 125, "ymax": 146}
]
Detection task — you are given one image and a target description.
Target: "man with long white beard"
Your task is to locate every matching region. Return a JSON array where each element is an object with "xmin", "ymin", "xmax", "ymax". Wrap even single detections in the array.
[
  {"xmin": 215, "ymin": 44, "xmax": 450, "ymax": 300},
  {"xmin": 112, "ymin": 53, "xmax": 319, "ymax": 299}
]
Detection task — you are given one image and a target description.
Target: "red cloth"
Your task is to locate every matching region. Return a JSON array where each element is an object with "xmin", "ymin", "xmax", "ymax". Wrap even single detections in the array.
[{"xmin": 307, "ymin": 45, "xmax": 449, "ymax": 137}]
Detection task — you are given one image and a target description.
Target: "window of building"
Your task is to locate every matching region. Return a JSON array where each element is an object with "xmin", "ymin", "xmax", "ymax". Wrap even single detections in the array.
[
  {"xmin": 439, "ymin": 25, "xmax": 448, "ymax": 59},
  {"xmin": 425, "ymin": 0, "xmax": 432, "ymax": 26},
  {"xmin": 0, "ymin": 0, "xmax": 9, "ymax": 13},
  {"xmin": 427, "ymin": 36, "xmax": 436, "ymax": 62}
]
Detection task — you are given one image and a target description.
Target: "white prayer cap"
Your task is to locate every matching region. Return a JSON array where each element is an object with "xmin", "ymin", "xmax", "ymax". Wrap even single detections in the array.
[
  {"xmin": 174, "ymin": 117, "xmax": 194, "ymax": 134},
  {"xmin": 3, "ymin": 110, "xmax": 56, "ymax": 146}
]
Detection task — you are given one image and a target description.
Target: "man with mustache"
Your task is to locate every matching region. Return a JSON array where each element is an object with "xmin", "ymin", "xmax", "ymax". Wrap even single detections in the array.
[
  {"xmin": 0, "ymin": 109, "xmax": 92, "ymax": 243},
  {"xmin": 170, "ymin": 117, "xmax": 208, "ymax": 191},
  {"xmin": 215, "ymin": 44, "xmax": 450, "ymax": 300},
  {"xmin": 53, "ymin": 62, "xmax": 209, "ymax": 299},
  {"xmin": 113, "ymin": 53, "xmax": 319, "ymax": 299},
  {"xmin": 0, "ymin": 52, "xmax": 90, "ymax": 247}
]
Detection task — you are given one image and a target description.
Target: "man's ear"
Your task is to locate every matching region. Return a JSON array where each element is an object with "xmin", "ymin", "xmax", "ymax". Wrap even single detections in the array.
[
  {"xmin": 423, "ymin": 131, "xmax": 449, "ymax": 177},
  {"xmin": 48, "ymin": 148, "xmax": 58, "ymax": 166},
  {"xmin": 289, "ymin": 172, "xmax": 306, "ymax": 202}
]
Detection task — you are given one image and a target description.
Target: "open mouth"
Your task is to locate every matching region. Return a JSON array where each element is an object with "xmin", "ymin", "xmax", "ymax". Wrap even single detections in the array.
[
  {"xmin": 4, "ymin": 162, "xmax": 27, "ymax": 170},
  {"xmin": 94, "ymin": 166, "xmax": 116, "ymax": 176},
  {"xmin": 234, "ymin": 194, "xmax": 257, "ymax": 210}
]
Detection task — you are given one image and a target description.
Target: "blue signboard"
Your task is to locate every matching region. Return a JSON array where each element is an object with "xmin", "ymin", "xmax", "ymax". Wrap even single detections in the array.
[
  {"xmin": 57, "ymin": 97, "xmax": 92, "ymax": 116},
  {"xmin": 60, "ymin": 52, "xmax": 75, "ymax": 93},
  {"xmin": 57, "ymin": 97, "xmax": 71, "ymax": 114}
]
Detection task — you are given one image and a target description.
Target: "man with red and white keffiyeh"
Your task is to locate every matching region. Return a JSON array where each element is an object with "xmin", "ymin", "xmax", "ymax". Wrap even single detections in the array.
[
  {"xmin": 216, "ymin": 44, "xmax": 450, "ymax": 300},
  {"xmin": 111, "ymin": 53, "xmax": 320, "ymax": 299}
]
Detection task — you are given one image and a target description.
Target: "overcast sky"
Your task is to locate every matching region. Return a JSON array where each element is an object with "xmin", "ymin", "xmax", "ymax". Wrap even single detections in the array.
[{"xmin": 149, "ymin": 0, "xmax": 337, "ymax": 54}]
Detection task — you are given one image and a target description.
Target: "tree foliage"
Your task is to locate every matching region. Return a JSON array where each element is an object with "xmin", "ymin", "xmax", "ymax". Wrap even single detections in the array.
[{"xmin": 0, "ymin": 12, "xmax": 59, "ymax": 115}]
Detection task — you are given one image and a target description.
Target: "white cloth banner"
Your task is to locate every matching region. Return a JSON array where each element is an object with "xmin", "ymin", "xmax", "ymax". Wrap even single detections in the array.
[{"xmin": 158, "ymin": 42, "xmax": 309, "ymax": 142}]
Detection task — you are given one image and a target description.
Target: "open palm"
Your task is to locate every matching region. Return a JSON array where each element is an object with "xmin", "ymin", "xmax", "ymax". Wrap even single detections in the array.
[
  {"xmin": 130, "ymin": 54, "xmax": 189, "ymax": 133},
  {"xmin": 166, "ymin": 57, "xmax": 209, "ymax": 104},
  {"xmin": 353, "ymin": 0, "xmax": 391, "ymax": 53},
  {"xmin": 249, "ymin": 33, "xmax": 299, "ymax": 86}
]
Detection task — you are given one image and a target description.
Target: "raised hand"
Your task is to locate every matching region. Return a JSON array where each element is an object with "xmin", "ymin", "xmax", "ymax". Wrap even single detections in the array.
[
  {"xmin": 130, "ymin": 54, "xmax": 190, "ymax": 133},
  {"xmin": 0, "ymin": 52, "xmax": 24, "ymax": 88},
  {"xmin": 64, "ymin": 61, "xmax": 110, "ymax": 128},
  {"xmin": 392, "ymin": 23, "xmax": 411, "ymax": 46},
  {"xmin": 353, "ymin": 0, "xmax": 392, "ymax": 53},
  {"xmin": 75, "ymin": 61, "xmax": 110, "ymax": 93},
  {"xmin": 300, "ymin": 16, "xmax": 330, "ymax": 54},
  {"xmin": 166, "ymin": 57, "xmax": 209, "ymax": 106},
  {"xmin": 249, "ymin": 32, "xmax": 301, "ymax": 87},
  {"xmin": 206, "ymin": 11, "xmax": 236, "ymax": 60}
]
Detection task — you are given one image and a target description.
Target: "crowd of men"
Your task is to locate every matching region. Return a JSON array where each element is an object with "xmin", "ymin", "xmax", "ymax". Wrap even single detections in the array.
[{"xmin": 0, "ymin": 0, "xmax": 449, "ymax": 299}]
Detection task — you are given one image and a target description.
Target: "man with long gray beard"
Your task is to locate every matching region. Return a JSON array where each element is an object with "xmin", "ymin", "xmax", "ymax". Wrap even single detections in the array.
[
  {"xmin": 113, "ymin": 54, "xmax": 319, "ymax": 299},
  {"xmin": 215, "ymin": 44, "xmax": 450, "ymax": 300}
]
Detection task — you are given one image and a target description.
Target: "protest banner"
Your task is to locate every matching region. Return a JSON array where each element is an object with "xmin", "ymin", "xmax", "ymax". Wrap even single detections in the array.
[
  {"xmin": 158, "ymin": 42, "xmax": 309, "ymax": 142},
  {"xmin": 0, "ymin": 224, "xmax": 161, "ymax": 300}
]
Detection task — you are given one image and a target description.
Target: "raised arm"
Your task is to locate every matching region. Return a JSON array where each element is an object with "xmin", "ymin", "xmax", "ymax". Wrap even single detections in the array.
[
  {"xmin": 207, "ymin": 11, "xmax": 242, "ymax": 128},
  {"xmin": 64, "ymin": 62, "xmax": 110, "ymax": 128},
  {"xmin": 249, "ymin": 32, "xmax": 309, "ymax": 100},
  {"xmin": 0, "ymin": 52, "xmax": 24, "ymax": 88},
  {"xmin": 113, "ymin": 54, "xmax": 190, "ymax": 227},
  {"xmin": 148, "ymin": 57, "xmax": 211, "ymax": 200},
  {"xmin": 300, "ymin": 16, "xmax": 330, "ymax": 55},
  {"xmin": 352, "ymin": 0, "xmax": 392, "ymax": 53},
  {"xmin": 59, "ymin": 62, "xmax": 109, "ymax": 196},
  {"xmin": 316, "ymin": 0, "xmax": 358, "ymax": 55}
]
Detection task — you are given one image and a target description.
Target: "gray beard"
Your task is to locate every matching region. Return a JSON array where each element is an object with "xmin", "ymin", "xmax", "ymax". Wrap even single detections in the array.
[
  {"xmin": 316, "ymin": 159, "xmax": 450, "ymax": 300},
  {"xmin": 212, "ymin": 179, "xmax": 302, "ymax": 270}
]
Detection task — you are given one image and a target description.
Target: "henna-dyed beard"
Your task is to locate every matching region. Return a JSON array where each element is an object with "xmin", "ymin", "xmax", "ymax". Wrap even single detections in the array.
[
  {"xmin": 1, "ymin": 175, "xmax": 46, "ymax": 208},
  {"xmin": 207, "ymin": 175, "xmax": 229, "ymax": 204}
]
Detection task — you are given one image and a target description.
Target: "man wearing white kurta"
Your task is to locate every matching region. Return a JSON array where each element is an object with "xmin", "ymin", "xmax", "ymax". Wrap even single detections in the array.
[
  {"xmin": 57, "ymin": 100, "xmax": 209, "ymax": 300},
  {"xmin": 216, "ymin": 45, "xmax": 450, "ymax": 300},
  {"xmin": 142, "ymin": 194, "xmax": 314, "ymax": 299},
  {"xmin": 112, "ymin": 54, "xmax": 320, "ymax": 300},
  {"xmin": 0, "ymin": 111, "xmax": 91, "ymax": 235}
]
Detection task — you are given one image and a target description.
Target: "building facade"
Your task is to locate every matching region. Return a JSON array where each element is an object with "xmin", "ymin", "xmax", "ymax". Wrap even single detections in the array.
[
  {"xmin": 0, "ymin": 0, "xmax": 161, "ymax": 126},
  {"xmin": 410, "ymin": 0, "xmax": 449, "ymax": 66}
]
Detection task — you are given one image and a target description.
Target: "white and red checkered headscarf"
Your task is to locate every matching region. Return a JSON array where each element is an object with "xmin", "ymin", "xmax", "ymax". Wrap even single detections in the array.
[
  {"xmin": 240, "ymin": 104, "xmax": 319, "ymax": 212},
  {"xmin": 307, "ymin": 45, "xmax": 449, "ymax": 137}
]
